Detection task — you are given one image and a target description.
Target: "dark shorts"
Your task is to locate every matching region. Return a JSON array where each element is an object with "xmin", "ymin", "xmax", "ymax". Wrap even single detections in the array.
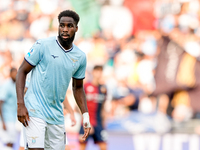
[{"xmin": 79, "ymin": 125, "xmax": 107, "ymax": 143}]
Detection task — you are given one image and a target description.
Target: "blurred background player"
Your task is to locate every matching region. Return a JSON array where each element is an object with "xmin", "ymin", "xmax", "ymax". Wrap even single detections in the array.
[
  {"xmin": 79, "ymin": 65, "xmax": 107, "ymax": 150},
  {"xmin": 0, "ymin": 67, "xmax": 17, "ymax": 150}
]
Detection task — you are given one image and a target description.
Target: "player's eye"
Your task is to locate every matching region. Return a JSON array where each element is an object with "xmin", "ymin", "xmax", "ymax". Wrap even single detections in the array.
[
  {"xmin": 60, "ymin": 24, "xmax": 65, "ymax": 28},
  {"xmin": 68, "ymin": 24, "xmax": 73, "ymax": 28}
]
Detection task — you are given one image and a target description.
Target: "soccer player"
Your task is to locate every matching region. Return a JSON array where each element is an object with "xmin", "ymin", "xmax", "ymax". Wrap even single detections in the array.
[
  {"xmin": 16, "ymin": 10, "xmax": 91, "ymax": 150},
  {"xmin": 0, "ymin": 67, "xmax": 17, "ymax": 150},
  {"xmin": 79, "ymin": 65, "xmax": 107, "ymax": 150}
]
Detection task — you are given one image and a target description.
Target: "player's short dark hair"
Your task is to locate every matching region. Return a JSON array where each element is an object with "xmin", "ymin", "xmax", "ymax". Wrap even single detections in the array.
[
  {"xmin": 58, "ymin": 10, "xmax": 80, "ymax": 25},
  {"xmin": 93, "ymin": 65, "xmax": 103, "ymax": 71}
]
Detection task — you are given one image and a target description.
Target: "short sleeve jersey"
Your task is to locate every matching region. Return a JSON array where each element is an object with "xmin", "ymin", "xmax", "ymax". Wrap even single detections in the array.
[
  {"xmin": 24, "ymin": 36, "xmax": 87, "ymax": 125},
  {"xmin": 0, "ymin": 78, "xmax": 17, "ymax": 123}
]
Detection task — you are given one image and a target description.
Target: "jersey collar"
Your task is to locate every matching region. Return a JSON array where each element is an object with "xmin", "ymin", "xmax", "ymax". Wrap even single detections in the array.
[{"xmin": 56, "ymin": 36, "xmax": 74, "ymax": 53}]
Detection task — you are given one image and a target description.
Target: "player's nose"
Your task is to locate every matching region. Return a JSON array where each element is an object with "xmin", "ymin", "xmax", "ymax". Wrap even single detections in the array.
[{"xmin": 63, "ymin": 26, "xmax": 69, "ymax": 32}]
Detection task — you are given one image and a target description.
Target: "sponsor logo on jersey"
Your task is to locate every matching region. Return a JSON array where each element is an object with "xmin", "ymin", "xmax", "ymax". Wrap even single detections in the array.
[{"xmin": 51, "ymin": 55, "xmax": 59, "ymax": 59}]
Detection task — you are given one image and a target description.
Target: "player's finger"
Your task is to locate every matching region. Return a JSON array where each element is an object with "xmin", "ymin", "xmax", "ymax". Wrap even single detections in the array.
[
  {"xmin": 84, "ymin": 123, "xmax": 90, "ymax": 134},
  {"xmin": 27, "ymin": 112, "xmax": 30, "ymax": 121},
  {"xmin": 81, "ymin": 134, "xmax": 86, "ymax": 141},
  {"xmin": 24, "ymin": 122, "xmax": 28, "ymax": 127},
  {"xmin": 25, "ymin": 118, "xmax": 29, "ymax": 127},
  {"xmin": 85, "ymin": 127, "xmax": 90, "ymax": 136},
  {"xmin": 82, "ymin": 129, "xmax": 87, "ymax": 140},
  {"xmin": 19, "ymin": 117, "xmax": 26, "ymax": 127},
  {"xmin": 17, "ymin": 116, "xmax": 21, "ymax": 122},
  {"xmin": 82, "ymin": 127, "xmax": 90, "ymax": 141},
  {"xmin": 17, "ymin": 116, "xmax": 24, "ymax": 123},
  {"xmin": 82, "ymin": 130, "xmax": 89, "ymax": 141},
  {"xmin": 19, "ymin": 115, "xmax": 28, "ymax": 127}
]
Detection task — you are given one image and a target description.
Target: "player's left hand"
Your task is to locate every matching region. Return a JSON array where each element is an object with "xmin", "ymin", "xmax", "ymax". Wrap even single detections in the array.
[
  {"xmin": 81, "ymin": 112, "xmax": 91, "ymax": 141},
  {"xmin": 82, "ymin": 123, "xmax": 91, "ymax": 141}
]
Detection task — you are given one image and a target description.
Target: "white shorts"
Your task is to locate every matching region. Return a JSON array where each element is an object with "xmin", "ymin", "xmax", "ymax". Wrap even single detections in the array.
[
  {"xmin": 23, "ymin": 117, "xmax": 67, "ymax": 150},
  {"xmin": 0, "ymin": 121, "xmax": 17, "ymax": 144}
]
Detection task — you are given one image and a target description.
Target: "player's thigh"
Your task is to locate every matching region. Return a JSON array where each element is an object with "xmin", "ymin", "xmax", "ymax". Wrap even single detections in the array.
[
  {"xmin": 44, "ymin": 123, "xmax": 65, "ymax": 150},
  {"xmin": 18, "ymin": 147, "xmax": 24, "ymax": 150},
  {"xmin": 79, "ymin": 143, "xmax": 87, "ymax": 150},
  {"xmin": 98, "ymin": 142, "xmax": 107, "ymax": 150},
  {"xmin": 24, "ymin": 117, "xmax": 46, "ymax": 149}
]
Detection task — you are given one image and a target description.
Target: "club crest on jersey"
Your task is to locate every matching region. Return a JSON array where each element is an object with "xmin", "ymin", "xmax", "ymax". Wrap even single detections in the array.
[
  {"xmin": 31, "ymin": 137, "xmax": 38, "ymax": 144},
  {"xmin": 71, "ymin": 58, "xmax": 78, "ymax": 68},
  {"xmin": 27, "ymin": 48, "xmax": 34, "ymax": 57},
  {"xmin": 71, "ymin": 58, "xmax": 78, "ymax": 63}
]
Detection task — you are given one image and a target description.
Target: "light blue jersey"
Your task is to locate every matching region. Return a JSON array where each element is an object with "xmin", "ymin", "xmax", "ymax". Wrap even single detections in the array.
[
  {"xmin": 0, "ymin": 78, "xmax": 17, "ymax": 123},
  {"xmin": 24, "ymin": 36, "xmax": 87, "ymax": 125},
  {"xmin": 25, "ymin": 71, "xmax": 31, "ymax": 88}
]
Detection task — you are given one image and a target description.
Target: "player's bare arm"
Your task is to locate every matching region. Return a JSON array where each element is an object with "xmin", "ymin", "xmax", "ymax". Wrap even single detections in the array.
[
  {"xmin": 16, "ymin": 60, "xmax": 34, "ymax": 127},
  {"xmin": 72, "ymin": 78, "xmax": 91, "ymax": 141}
]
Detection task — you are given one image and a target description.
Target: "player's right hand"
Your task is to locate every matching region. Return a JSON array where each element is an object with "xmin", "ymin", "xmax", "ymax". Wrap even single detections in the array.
[{"xmin": 17, "ymin": 103, "xmax": 30, "ymax": 127}]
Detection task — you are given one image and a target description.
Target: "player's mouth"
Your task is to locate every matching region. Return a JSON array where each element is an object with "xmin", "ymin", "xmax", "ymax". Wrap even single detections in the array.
[{"xmin": 61, "ymin": 34, "xmax": 70, "ymax": 38}]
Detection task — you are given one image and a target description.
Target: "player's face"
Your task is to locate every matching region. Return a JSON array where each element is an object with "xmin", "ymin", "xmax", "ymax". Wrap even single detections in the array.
[
  {"xmin": 92, "ymin": 69, "xmax": 103, "ymax": 80},
  {"xmin": 58, "ymin": 16, "xmax": 78, "ymax": 46}
]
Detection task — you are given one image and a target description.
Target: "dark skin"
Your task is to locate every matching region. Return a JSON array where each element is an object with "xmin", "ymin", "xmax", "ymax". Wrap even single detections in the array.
[
  {"xmin": 16, "ymin": 16, "xmax": 90, "ymax": 150},
  {"xmin": 58, "ymin": 16, "xmax": 78, "ymax": 49}
]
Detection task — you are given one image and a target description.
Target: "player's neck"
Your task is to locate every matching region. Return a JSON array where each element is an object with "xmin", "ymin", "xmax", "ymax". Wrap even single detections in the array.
[
  {"xmin": 62, "ymin": 43, "xmax": 72, "ymax": 50},
  {"xmin": 57, "ymin": 36, "xmax": 73, "ymax": 50}
]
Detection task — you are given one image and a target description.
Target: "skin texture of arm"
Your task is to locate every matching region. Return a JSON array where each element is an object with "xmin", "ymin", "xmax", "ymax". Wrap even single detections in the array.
[
  {"xmin": 72, "ymin": 78, "xmax": 88, "ymax": 114},
  {"xmin": 16, "ymin": 60, "xmax": 34, "ymax": 127},
  {"xmin": 72, "ymin": 78, "xmax": 91, "ymax": 141},
  {"xmin": 63, "ymin": 96, "xmax": 76, "ymax": 126}
]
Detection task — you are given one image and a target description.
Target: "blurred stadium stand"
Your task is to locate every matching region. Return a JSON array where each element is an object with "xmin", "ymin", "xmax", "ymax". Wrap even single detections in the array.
[{"xmin": 1, "ymin": 0, "xmax": 200, "ymax": 150}]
